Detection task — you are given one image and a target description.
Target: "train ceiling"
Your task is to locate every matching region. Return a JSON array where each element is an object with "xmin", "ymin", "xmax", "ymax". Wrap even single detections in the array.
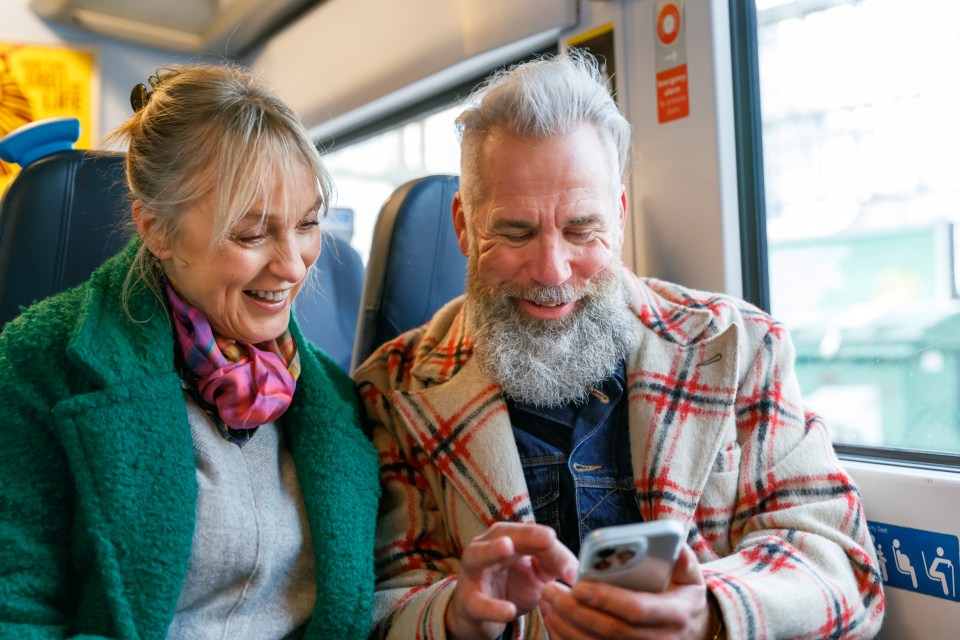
[{"xmin": 29, "ymin": 0, "xmax": 320, "ymax": 55}]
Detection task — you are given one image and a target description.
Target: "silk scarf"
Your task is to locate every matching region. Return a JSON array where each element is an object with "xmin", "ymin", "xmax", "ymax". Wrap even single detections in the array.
[{"xmin": 166, "ymin": 284, "xmax": 300, "ymax": 435}]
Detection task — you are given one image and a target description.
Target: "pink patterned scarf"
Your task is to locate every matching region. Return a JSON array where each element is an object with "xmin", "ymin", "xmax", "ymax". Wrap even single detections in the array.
[{"xmin": 166, "ymin": 284, "xmax": 300, "ymax": 430}]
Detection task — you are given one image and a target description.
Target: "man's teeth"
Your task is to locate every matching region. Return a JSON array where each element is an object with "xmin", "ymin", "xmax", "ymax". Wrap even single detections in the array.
[
  {"xmin": 532, "ymin": 300, "xmax": 563, "ymax": 307},
  {"xmin": 248, "ymin": 289, "xmax": 290, "ymax": 302}
]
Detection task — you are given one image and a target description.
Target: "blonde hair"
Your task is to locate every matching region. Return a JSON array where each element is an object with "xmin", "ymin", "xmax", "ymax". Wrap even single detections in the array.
[{"xmin": 109, "ymin": 63, "xmax": 332, "ymax": 309}]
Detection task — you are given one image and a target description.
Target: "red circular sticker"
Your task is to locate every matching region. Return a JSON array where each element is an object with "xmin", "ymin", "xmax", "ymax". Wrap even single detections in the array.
[{"xmin": 657, "ymin": 4, "xmax": 681, "ymax": 46}]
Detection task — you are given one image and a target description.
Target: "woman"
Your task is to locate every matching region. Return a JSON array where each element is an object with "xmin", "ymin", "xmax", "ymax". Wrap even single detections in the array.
[{"xmin": 0, "ymin": 64, "xmax": 379, "ymax": 638}]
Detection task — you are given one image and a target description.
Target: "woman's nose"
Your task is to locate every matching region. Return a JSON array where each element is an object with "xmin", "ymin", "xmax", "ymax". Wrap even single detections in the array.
[{"xmin": 270, "ymin": 234, "xmax": 309, "ymax": 283}]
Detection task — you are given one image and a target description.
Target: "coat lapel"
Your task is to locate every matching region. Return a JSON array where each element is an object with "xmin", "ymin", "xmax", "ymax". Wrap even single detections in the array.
[
  {"xmin": 626, "ymin": 320, "xmax": 740, "ymax": 529},
  {"xmin": 390, "ymin": 356, "xmax": 534, "ymax": 527},
  {"xmin": 283, "ymin": 322, "xmax": 379, "ymax": 635},
  {"xmin": 52, "ymin": 254, "xmax": 196, "ymax": 640}
]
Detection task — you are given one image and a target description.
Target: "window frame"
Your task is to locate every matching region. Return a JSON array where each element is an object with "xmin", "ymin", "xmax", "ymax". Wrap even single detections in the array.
[
  {"xmin": 729, "ymin": 0, "xmax": 769, "ymax": 314},
  {"xmin": 728, "ymin": 0, "xmax": 960, "ymax": 470}
]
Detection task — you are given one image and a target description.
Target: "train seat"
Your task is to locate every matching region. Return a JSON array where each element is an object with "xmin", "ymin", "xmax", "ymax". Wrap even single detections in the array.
[
  {"xmin": 0, "ymin": 117, "xmax": 364, "ymax": 372},
  {"xmin": 295, "ymin": 232, "xmax": 364, "ymax": 371},
  {"xmin": 0, "ymin": 117, "xmax": 128, "ymax": 328},
  {"xmin": 351, "ymin": 174, "xmax": 465, "ymax": 370}
]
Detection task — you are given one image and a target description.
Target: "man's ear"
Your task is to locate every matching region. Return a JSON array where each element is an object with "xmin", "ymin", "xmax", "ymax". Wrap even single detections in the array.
[
  {"xmin": 618, "ymin": 185, "xmax": 628, "ymax": 233},
  {"xmin": 452, "ymin": 192, "xmax": 469, "ymax": 257},
  {"xmin": 132, "ymin": 202, "xmax": 173, "ymax": 260},
  {"xmin": 615, "ymin": 185, "xmax": 628, "ymax": 248}
]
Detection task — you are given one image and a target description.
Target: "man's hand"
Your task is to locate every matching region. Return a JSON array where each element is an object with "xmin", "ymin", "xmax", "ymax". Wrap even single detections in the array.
[
  {"xmin": 445, "ymin": 522, "xmax": 579, "ymax": 640},
  {"xmin": 540, "ymin": 545, "xmax": 715, "ymax": 640}
]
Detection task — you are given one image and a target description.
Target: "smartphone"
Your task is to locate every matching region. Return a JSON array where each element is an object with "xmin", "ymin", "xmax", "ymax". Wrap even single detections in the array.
[{"xmin": 576, "ymin": 519, "xmax": 686, "ymax": 592}]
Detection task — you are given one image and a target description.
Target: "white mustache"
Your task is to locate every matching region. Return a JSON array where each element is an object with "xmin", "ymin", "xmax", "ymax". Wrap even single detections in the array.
[{"xmin": 522, "ymin": 287, "xmax": 578, "ymax": 306}]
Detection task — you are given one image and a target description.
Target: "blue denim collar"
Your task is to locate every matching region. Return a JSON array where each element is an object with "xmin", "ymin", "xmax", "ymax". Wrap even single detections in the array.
[{"xmin": 506, "ymin": 359, "xmax": 627, "ymax": 427}]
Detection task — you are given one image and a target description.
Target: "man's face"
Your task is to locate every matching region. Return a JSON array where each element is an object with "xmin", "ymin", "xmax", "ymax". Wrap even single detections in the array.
[
  {"xmin": 454, "ymin": 125, "xmax": 635, "ymax": 407},
  {"xmin": 453, "ymin": 124, "xmax": 627, "ymax": 320}
]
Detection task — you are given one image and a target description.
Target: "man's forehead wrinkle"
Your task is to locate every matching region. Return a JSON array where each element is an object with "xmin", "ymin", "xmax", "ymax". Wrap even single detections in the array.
[{"xmin": 483, "ymin": 187, "xmax": 606, "ymax": 206}]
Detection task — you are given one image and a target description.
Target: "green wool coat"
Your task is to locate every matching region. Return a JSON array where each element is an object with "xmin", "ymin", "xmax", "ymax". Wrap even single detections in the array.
[{"xmin": 0, "ymin": 240, "xmax": 380, "ymax": 640}]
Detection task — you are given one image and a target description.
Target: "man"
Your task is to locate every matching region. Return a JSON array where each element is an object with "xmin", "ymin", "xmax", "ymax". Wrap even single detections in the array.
[{"xmin": 355, "ymin": 52, "xmax": 885, "ymax": 639}]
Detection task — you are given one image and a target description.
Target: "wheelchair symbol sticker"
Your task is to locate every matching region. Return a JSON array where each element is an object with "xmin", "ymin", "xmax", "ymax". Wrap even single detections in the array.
[{"xmin": 869, "ymin": 521, "xmax": 959, "ymax": 602}]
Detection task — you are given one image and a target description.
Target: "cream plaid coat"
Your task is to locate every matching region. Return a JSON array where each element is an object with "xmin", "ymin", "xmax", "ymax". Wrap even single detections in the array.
[{"xmin": 354, "ymin": 269, "xmax": 885, "ymax": 639}]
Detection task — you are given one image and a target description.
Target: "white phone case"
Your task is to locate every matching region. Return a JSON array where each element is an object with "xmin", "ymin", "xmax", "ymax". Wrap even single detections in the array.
[{"xmin": 576, "ymin": 519, "xmax": 686, "ymax": 592}]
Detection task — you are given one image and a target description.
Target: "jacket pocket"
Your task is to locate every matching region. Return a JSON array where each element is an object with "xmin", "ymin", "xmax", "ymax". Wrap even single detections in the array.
[
  {"xmin": 698, "ymin": 440, "xmax": 741, "ymax": 555},
  {"xmin": 520, "ymin": 454, "xmax": 563, "ymax": 530}
]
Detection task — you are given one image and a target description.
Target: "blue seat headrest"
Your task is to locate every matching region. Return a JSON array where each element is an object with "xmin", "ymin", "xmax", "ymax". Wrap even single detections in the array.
[{"xmin": 0, "ymin": 117, "xmax": 81, "ymax": 168}]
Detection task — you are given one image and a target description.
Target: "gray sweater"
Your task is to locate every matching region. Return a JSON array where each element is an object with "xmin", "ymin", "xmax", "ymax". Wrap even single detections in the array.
[{"xmin": 167, "ymin": 398, "xmax": 316, "ymax": 639}]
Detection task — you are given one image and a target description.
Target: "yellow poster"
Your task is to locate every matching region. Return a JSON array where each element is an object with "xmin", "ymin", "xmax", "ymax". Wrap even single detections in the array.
[{"xmin": 0, "ymin": 42, "xmax": 98, "ymax": 192}]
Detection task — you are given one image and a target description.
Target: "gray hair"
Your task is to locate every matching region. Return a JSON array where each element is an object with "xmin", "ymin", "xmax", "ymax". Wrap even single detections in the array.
[
  {"xmin": 109, "ymin": 62, "xmax": 332, "ymax": 309},
  {"xmin": 455, "ymin": 50, "xmax": 630, "ymax": 206}
]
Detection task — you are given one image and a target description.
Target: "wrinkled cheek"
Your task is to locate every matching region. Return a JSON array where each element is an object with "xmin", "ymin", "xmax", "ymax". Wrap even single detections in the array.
[
  {"xmin": 476, "ymin": 252, "xmax": 523, "ymax": 289},
  {"xmin": 303, "ymin": 237, "xmax": 323, "ymax": 270},
  {"xmin": 578, "ymin": 248, "xmax": 618, "ymax": 282}
]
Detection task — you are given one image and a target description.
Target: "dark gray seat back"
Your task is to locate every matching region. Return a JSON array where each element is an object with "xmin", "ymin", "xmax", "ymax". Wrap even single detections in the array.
[
  {"xmin": 351, "ymin": 174, "xmax": 465, "ymax": 369},
  {"xmin": 0, "ymin": 149, "xmax": 129, "ymax": 326}
]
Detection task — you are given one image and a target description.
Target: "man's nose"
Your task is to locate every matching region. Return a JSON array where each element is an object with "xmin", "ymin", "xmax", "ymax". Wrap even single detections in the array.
[{"xmin": 529, "ymin": 235, "xmax": 572, "ymax": 287}]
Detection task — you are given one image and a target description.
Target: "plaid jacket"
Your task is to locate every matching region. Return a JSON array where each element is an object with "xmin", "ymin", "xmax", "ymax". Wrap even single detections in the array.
[{"xmin": 354, "ymin": 269, "xmax": 885, "ymax": 639}]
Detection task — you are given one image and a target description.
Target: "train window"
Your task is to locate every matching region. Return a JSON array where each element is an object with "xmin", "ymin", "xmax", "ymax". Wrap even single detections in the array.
[
  {"xmin": 753, "ymin": 0, "xmax": 960, "ymax": 455},
  {"xmin": 322, "ymin": 104, "xmax": 462, "ymax": 264}
]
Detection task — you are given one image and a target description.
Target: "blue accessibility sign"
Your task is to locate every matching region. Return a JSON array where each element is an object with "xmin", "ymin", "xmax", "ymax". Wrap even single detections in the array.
[{"xmin": 868, "ymin": 521, "xmax": 959, "ymax": 602}]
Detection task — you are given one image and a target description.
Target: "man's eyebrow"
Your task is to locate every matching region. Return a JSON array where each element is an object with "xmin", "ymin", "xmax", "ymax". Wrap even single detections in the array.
[
  {"xmin": 566, "ymin": 215, "xmax": 604, "ymax": 226},
  {"xmin": 490, "ymin": 218, "xmax": 537, "ymax": 232},
  {"xmin": 489, "ymin": 214, "xmax": 607, "ymax": 232}
]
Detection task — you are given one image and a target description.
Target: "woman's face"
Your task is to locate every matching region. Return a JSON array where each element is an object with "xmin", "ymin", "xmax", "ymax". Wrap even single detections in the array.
[{"xmin": 160, "ymin": 162, "xmax": 322, "ymax": 344}]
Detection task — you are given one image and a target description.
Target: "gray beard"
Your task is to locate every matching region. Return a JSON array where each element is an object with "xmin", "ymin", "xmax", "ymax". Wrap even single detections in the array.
[{"xmin": 467, "ymin": 262, "xmax": 638, "ymax": 408}]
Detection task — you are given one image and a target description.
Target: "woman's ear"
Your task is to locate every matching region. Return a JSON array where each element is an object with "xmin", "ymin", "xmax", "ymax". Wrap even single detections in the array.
[{"xmin": 132, "ymin": 202, "xmax": 173, "ymax": 260}]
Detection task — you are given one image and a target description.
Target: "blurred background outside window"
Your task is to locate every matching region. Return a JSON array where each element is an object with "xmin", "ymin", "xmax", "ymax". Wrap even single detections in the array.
[
  {"xmin": 322, "ymin": 104, "xmax": 461, "ymax": 264},
  {"xmin": 758, "ymin": 0, "xmax": 960, "ymax": 452}
]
